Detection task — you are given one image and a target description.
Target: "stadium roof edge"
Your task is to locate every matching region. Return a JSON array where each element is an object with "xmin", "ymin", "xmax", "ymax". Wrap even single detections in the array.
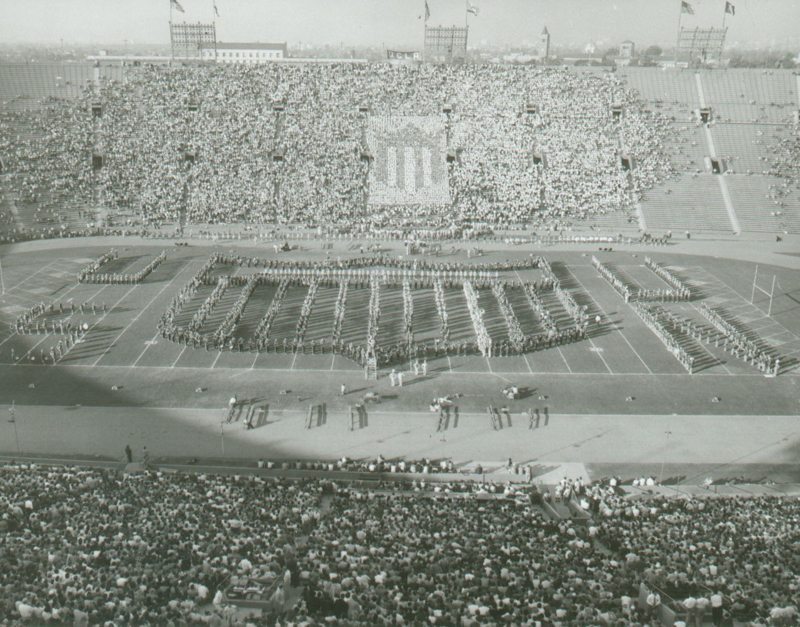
[
  {"xmin": 85, "ymin": 55, "xmax": 369, "ymax": 64},
  {"xmin": 209, "ymin": 42, "xmax": 286, "ymax": 51}
]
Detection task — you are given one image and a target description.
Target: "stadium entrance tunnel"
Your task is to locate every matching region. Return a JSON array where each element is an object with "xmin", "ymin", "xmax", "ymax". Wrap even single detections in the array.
[
  {"xmin": 620, "ymin": 155, "xmax": 635, "ymax": 171},
  {"xmin": 708, "ymin": 157, "xmax": 726, "ymax": 175},
  {"xmin": 697, "ymin": 107, "xmax": 713, "ymax": 124}
]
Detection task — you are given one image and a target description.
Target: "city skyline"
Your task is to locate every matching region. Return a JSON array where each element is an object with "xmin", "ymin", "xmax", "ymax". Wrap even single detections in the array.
[{"xmin": 1, "ymin": 0, "xmax": 798, "ymax": 49}]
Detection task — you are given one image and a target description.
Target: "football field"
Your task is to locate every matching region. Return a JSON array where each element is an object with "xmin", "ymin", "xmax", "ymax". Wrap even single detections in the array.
[{"xmin": 1, "ymin": 235, "xmax": 799, "ymax": 477}]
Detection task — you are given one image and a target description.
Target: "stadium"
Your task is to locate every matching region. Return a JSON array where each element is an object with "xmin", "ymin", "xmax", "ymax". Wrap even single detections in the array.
[{"xmin": 1, "ymin": 0, "xmax": 799, "ymax": 625}]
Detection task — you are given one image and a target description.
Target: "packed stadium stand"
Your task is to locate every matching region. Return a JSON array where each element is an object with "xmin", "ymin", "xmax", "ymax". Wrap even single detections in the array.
[
  {"xmin": 1, "ymin": 464, "xmax": 799, "ymax": 627},
  {"xmin": 1, "ymin": 61, "xmax": 799, "ymax": 239}
]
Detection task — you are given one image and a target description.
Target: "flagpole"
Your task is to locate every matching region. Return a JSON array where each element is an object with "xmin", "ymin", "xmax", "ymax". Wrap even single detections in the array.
[
  {"xmin": 169, "ymin": 0, "xmax": 174, "ymax": 60},
  {"xmin": 212, "ymin": 0, "xmax": 217, "ymax": 61},
  {"xmin": 722, "ymin": 5, "xmax": 727, "ymax": 32},
  {"xmin": 423, "ymin": 0, "xmax": 427, "ymax": 64},
  {"xmin": 675, "ymin": 2, "xmax": 683, "ymax": 65}
]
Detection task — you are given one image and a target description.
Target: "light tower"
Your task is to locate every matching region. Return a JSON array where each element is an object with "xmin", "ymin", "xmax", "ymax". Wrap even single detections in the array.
[{"xmin": 540, "ymin": 26, "xmax": 550, "ymax": 61}]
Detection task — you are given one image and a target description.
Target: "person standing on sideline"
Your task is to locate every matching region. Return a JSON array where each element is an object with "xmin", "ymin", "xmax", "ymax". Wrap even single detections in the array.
[
  {"xmin": 142, "ymin": 446, "xmax": 150, "ymax": 467},
  {"xmin": 340, "ymin": 383, "xmax": 346, "ymax": 396},
  {"xmin": 397, "ymin": 371, "xmax": 404, "ymax": 387},
  {"xmin": 125, "ymin": 445, "xmax": 132, "ymax": 463}
]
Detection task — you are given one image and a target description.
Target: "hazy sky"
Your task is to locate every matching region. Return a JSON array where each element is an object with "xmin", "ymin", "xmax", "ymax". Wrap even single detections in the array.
[{"xmin": 1, "ymin": 0, "xmax": 797, "ymax": 49}]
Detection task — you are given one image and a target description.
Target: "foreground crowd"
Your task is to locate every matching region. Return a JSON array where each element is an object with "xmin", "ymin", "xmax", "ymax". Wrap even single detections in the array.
[{"xmin": 1, "ymin": 464, "xmax": 798, "ymax": 627}]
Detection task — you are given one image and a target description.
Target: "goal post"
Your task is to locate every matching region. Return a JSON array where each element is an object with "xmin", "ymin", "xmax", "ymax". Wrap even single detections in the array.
[{"xmin": 750, "ymin": 265, "xmax": 776, "ymax": 317}]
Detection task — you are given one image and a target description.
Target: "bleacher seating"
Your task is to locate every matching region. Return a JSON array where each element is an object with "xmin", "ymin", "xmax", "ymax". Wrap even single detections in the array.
[
  {"xmin": 580, "ymin": 209, "xmax": 639, "ymax": 231},
  {"xmin": 700, "ymin": 69, "xmax": 797, "ymax": 124},
  {"xmin": 667, "ymin": 122, "xmax": 709, "ymax": 171},
  {"xmin": 620, "ymin": 67, "xmax": 698, "ymax": 117},
  {"xmin": 0, "ymin": 94, "xmax": 95, "ymax": 231},
  {"xmin": 639, "ymin": 176, "xmax": 732, "ymax": 232},
  {"xmin": 726, "ymin": 175, "xmax": 800, "ymax": 234},
  {"xmin": 712, "ymin": 123, "xmax": 785, "ymax": 174},
  {"xmin": 0, "ymin": 63, "xmax": 93, "ymax": 102}
]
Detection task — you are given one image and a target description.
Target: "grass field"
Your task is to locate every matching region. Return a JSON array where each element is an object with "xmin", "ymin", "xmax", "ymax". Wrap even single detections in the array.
[
  {"xmin": 1, "ymin": 239, "xmax": 798, "ymax": 381},
  {"xmin": 1, "ymin": 236, "xmax": 799, "ymax": 474}
]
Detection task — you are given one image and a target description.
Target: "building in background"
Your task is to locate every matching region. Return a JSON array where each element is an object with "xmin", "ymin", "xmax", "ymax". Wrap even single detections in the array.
[
  {"xmin": 539, "ymin": 26, "xmax": 550, "ymax": 61},
  {"xmin": 619, "ymin": 40, "xmax": 635, "ymax": 59},
  {"xmin": 202, "ymin": 42, "xmax": 287, "ymax": 63}
]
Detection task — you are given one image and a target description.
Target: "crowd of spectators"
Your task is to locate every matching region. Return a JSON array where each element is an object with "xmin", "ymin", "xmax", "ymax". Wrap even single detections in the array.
[
  {"xmin": 0, "ymin": 465, "xmax": 321, "ymax": 627},
  {"xmin": 92, "ymin": 63, "xmax": 674, "ymax": 234},
  {"xmin": 0, "ymin": 96, "xmax": 94, "ymax": 233},
  {"xmin": 2, "ymin": 463, "xmax": 798, "ymax": 627}
]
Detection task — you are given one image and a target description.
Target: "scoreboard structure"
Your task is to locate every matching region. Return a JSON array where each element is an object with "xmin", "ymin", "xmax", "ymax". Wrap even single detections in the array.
[
  {"xmin": 170, "ymin": 22, "xmax": 216, "ymax": 59},
  {"xmin": 424, "ymin": 26, "xmax": 468, "ymax": 64},
  {"xmin": 677, "ymin": 27, "xmax": 727, "ymax": 66}
]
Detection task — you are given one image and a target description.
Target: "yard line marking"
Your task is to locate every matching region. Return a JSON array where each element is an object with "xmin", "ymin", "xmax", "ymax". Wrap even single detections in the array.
[
  {"xmin": 586, "ymin": 335, "xmax": 613, "ymax": 373},
  {"xmin": 92, "ymin": 259, "xmax": 193, "ymax": 366},
  {"xmin": 131, "ymin": 259, "xmax": 207, "ymax": 367},
  {"xmin": 14, "ymin": 267, "xmax": 133, "ymax": 362},
  {"xmin": 4, "ymin": 259, "xmax": 64, "ymax": 293},
  {"xmin": 14, "ymin": 332, "xmax": 54, "ymax": 364},
  {"xmin": 48, "ymin": 256, "xmax": 144, "ymax": 365},
  {"xmin": 0, "ymin": 330, "xmax": 18, "ymax": 349},
  {"xmin": 170, "ymin": 345, "xmax": 187, "ymax": 368},
  {"xmin": 131, "ymin": 339, "xmax": 157, "ymax": 367},
  {"xmin": 566, "ymin": 267, "xmax": 653, "ymax": 375},
  {"xmin": 556, "ymin": 347, "xmax": 573, "ymax": 373},
  {"xmin": 251, "ymin": 351, "xmax": 260, "ymax": 369},
  {"xmin": 290, "ymin": 347, "xmax": 299, "ymax": 370},
  {"xmin": 329, "ymin": 352, "xmax": 336, "ymax": 370},
  {"xmin": 522, "ymin": 352, "xmax": 534, "ymax": 374},
  {"xmin": 54, "ymin": 285, "xmax": 139, "ymax": 365},
  {"xmin": 210, "ymin": 350, "xmax": 223, "ymax": 369},
  {"xmin": 490, "ymin": 371, "xmax": 514, "ymax": 384}
]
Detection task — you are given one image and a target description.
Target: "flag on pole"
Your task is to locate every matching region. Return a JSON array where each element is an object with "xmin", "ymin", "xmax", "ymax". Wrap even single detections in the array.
[
  {"xmin": 467, "ymin": 2, "xmax": 479, "ymax": 16},
  {"xmin": 424, "ymin": 0, "xmax": 430, "ymax": 21},
  {"xmin": 171, "ymin": 0, "xmax": 185, "ymax": 13},
  {"xmin": 213, "ymin": 1, "xmax": 219, "ymax": 16},
  {"xmin": 681, "ymin": 1, "xmax": 694, "ymax": 14},
  {"xmin": 724, "ymin": 1, "xmax": 735, "ymax": 16}
]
